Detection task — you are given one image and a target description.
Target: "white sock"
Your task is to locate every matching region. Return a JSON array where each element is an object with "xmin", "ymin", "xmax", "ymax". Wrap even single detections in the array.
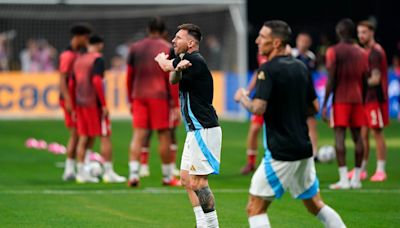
[
  {"xmin": 338, "ymin": 166, "xmax": 348, "ymax": 183},
  {"xmin": 103, "ymin": 162, "xmax": 113, "ymax": 174},
  {"xmin": 376, "ymin": 160, "xmax": 386, "ymax": 172},
  {"xmin": 361, "ymin": 160, "xmax": 368, "ymax": 172},
  {"xmin": 169, "ymin": 163, "xmax": 177, "ymax": 171},
  {"xmin": 170, "ymin": 144, "xmax": 178, "ymax": 151},
  {"xmin": 316, "ymin": 205, "xmax": 346, "ymax": 228},
  {"xmin": 129, "ymin": 161, "xmax": 140, "ymax": 179},
  {"xmin": 84, "ymin": 149, "xmax": 92, "ymax": 164},
  {"xmin": 351, "ymin": 168, "xmax": 361, "ymax": 183},
  {"xmin": 77, "ymin": 162, "xmax": 85, "ymax": 175},
  {"xmin": 161, "ymin": 163, "xmax": 172, "ymax": 181},
  {"xmin": 65, "ymin": 158, "xmax": 75, "ymax": 173},
  {"xmin": 193, "ymin": 206, "xmax": 207, "ymax": 228},
  {"xmin": 247, "ymin": 149, "xmax": 257, "ymax": 155},
  {"xmin": 205, "ymin": 211, "xmax": 219, "ymax": 228},
  {"xmin": 248, "ymin": 214, "xmax": 270, "ymax": 228}
]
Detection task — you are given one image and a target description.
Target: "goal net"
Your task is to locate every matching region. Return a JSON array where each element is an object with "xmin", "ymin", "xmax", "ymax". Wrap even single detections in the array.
[{"xmin": 0, "ymin": 0, "xmax": 247, "ymax": 119}]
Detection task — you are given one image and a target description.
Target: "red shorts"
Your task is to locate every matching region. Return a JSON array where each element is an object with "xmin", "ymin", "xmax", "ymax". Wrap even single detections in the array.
[
  {"xmin": 132, "ymin": 98, "xmax": 169, "ymax": 130},
  {"xmin": 251, "ymin": 114, "xmax": 264, "ymax": 125},
  {"xmin": 60, "ymin": 99, "xmax": 76, "ymax": 128},
  {"xmin": 76, "ymin": 106, "xmax": 111, "ymax": 137},
  {"xmin": 364, "ymin": 102, "xmax": 389, "ymax": 129},
  {"xmin": 330, "ymin": 103, "xmax": 366, "ymax": 128}
]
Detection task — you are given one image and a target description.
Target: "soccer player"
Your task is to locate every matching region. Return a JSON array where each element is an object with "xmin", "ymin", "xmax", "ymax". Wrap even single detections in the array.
[
  {"xmin": 235, "ymin": 20, "xmax": 346, "ymax": 228},
  {"xmin": 240, "ymin": 53, "xmax": 267, "ymax": 175},
  {"xmin": 291, "ymin": 32, "xmax": 319, "ymax": 159},
  {"xmin": 155, "ymin": 23, "xmax": 222, "ymax": 228},
  {"xmin": 59, "ymin": 24, "xmax": 91, "ymax": 181},
  {"xmin": 127, "ymin": 18, "xmax": 180, "ymax": 187},
  {"xmin": 72, "ymin": 35, "xmax": 126, "ymax": 183},
  {"xmin": 322, "ymin": 19, "xmax": 369, "ymax": 189},
  {"xmin": 138, "ymin": 46, "xmax": 181, "ymax": 178},
  {"xmin": 356, "ymin": 20, "xmax": 389, "ymax": 181}
]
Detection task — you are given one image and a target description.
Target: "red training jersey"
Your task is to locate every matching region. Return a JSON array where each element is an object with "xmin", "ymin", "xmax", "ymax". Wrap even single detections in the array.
[
  {"xmin": 73, "ymin": 52, "xmax": 104, "ymax": 107},
  {"xmin": 326, "ymin": 42, "xmax": 368, "ymax": 104},
  {"xmin": 365, "ymin": 43, "xmax": 388, "ymax": 103},
  {"xmin": 58, "ymin": 47, "xmax": 77, "ymax": 100},
  {"xmin": 127, "ymin": 37, "xmax": 171, "ymax": 100}
]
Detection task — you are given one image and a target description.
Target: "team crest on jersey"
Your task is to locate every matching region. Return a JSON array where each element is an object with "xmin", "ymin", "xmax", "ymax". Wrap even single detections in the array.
[
  {"xmin": 258, "ymin": 71, "xmax": 266, "ymax": 80},
  {"xmin": 190, "ymin": 165, "xmax": 196, "ymax": 171}
]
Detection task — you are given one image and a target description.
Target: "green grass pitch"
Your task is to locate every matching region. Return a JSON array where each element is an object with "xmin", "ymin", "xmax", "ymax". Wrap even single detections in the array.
[{"xmin": 0, "ymin": 120, "xmax": 399, "ymax": 227}]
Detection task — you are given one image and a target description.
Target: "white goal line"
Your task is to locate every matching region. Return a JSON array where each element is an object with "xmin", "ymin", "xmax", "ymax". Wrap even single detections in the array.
[{"xmin": 1, "ymin": 188, "xmax": 399, "ymax": 195}]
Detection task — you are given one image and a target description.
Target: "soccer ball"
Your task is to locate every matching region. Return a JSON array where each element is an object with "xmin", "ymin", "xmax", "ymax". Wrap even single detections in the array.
[
  {"xmin": 87, "ymin": 161, "xmax": 103, "ymax": 177},
  {"xmin": 317, "ymin": 145, "xmax": 336, "ymax": 163}
]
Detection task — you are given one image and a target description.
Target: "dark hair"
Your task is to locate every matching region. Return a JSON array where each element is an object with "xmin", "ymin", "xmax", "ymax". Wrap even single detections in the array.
[
  {"xmin": 336, "ymin": 18, "xmax": 355, "ymax": 40},
  {"xmin": 89, "ymin": 35, "xmax": 103, "ymax": 44},
  {"xmin": 297, "ymin": 32, "xmax": 311, "ymax": 38},
  {"xmin": 177, "ymin": 23, "xmax": 202, "ymax": 42},
  {"xmin": 148, "ymin": 17, "xmax": 166, "ymax": 34},
  {"xmin": 263, "ymin": 20, "xmax": 292, "ymax": 47},
  {"xmin": 70, "ymin": 23, "xmax": 92, "ymax": 36},
  {"xmin": 358, "ymin": 20, "xmax": 375, "ymax": 31}
]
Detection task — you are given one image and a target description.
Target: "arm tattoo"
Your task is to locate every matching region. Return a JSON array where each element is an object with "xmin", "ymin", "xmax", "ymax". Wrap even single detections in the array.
[
  {"xmin": 240, "ymin": 95, "xmax": 254, "ymax": 112},
  {"xmin": 194, "ymin": 186, "xmax": 215, "ymax": 213},
  {"xmin": 169, "ymin": 71, "xmax": 182, "ymax": 84},
  {"xmin": 240, "ymin": 96, "xmax": 266, "ymax": 115}
]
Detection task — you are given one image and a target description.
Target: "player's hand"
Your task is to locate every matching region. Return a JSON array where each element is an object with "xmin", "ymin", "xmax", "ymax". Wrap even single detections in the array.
[
  {"xmin": 71, "ymin": 110, "xmax": 77, "ymax": 122},
  {"xmin": 65, "ymin": 99, "xmax": 73, "ymax": 114},
  {"xmin": 170, "ymin": 107, "xmax": 181, "ymax": 122},
  {"xmin": 321, "ymin": 106, "xmax": 329, "ymax": 123},
  {"xmin": 175, "ymin": 59, "xmax": 192, "ymax": 72},
  {"xmin": 102, "ymin": 107, "xmax": 109, "ymax": 118},
  {"xmin": 154, "ymin": 52, "xmax": 169, "ymax": 63},
  {"xmin": 234, "ymin": 88, "xmax": 247, "ymax": 102}
]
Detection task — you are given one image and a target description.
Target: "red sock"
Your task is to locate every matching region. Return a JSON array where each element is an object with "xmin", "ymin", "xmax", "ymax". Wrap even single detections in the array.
[
  {"xmin": 248, "ymin": 154, "xmax": 256, "ymax": 166},
  {"xmin": 140, "ymin": 148, "xmax": 149, "ymax": 165}
]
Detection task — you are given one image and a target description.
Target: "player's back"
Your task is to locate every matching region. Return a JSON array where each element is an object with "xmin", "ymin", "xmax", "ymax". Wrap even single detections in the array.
[
  {"xmin": 128, "ymin": 37, "xmax": 171, "ymax": 99},
  {"xmin": 328, "ymin": 42, "xmax": 368, "ymax": 104},
  {"xmin": 73, "ymin": 52, "xmax": 101, "ymax": 106},
  {"xmin": 261, "ymin": 56, "xmax": 313, "ymax": 161}
]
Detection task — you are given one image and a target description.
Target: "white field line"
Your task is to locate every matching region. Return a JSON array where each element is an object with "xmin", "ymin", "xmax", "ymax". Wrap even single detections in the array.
[{"xmin": 1, "ymin": 188, "xmax": 400, "ymax": 195}]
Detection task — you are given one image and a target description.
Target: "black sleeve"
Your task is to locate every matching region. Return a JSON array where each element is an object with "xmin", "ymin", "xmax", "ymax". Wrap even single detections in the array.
[
  {"xmin": 369, "ymin": 48, "xmax": 383, "ymax": 71},
  {"xmin": 92, "ymin": 57, "xmax": 105, "ymax": 77},
  {"xmin": 168, "ymin": 47, "xmax": 176, "ymax": 60},
  {"xmin": 254, "ymin": 65, "xmax": 273, "ymax": 101},
  {"xmin": 181, "ymin": 53, "xmax": 203, "ymax": 81},
  {"xmin": 172, "ymin": 56, "xmax": 181, "ymax": 69}
]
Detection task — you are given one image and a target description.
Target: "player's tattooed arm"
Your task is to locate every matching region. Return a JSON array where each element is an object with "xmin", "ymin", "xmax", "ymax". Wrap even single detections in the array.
[
  {"xmin": 154, "ymin": 52, "xmax": 174, "ymax": 72},
  {"xmin": 234, "ymin": 88, "xmax": 267, "ymax": 115},
  {"xmin": 169, "ymin": 72, "xmax": 181, "ymax": 84},
  {"xmin": 194, "ymin": 187, "xmax": 215, "ymax": 213}
]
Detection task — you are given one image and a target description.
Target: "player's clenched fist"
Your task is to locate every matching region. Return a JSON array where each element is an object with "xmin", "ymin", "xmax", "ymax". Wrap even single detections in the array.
[{"xmin": 175, "ymin": 59, "xmax": 192, "ymax": 72}]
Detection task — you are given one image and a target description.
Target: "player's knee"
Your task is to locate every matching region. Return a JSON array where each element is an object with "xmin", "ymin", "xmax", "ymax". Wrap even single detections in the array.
[
  {"xmin": 180, "ymin": 175, "xmax": 190, "ymax": 188},
  {"xmin": 247, "ymin": 196, "xmax": 267, "ymax": 216}
]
